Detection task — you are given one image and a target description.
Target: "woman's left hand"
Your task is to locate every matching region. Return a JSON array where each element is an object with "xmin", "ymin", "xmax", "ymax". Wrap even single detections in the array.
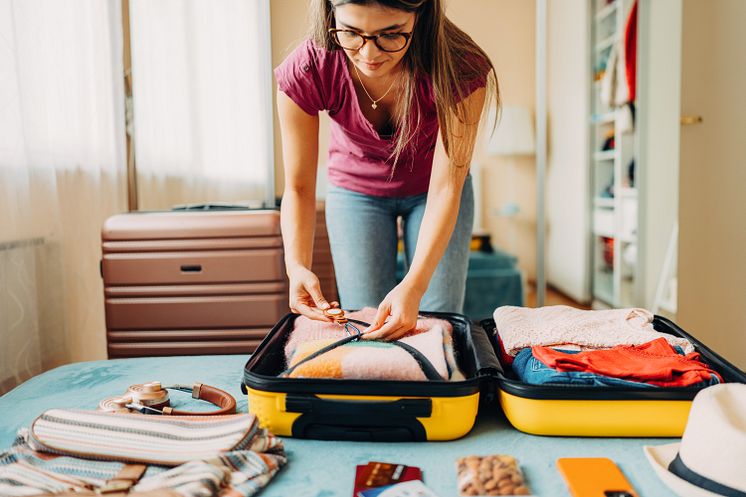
[{"xmin": 362, "ymin": 282, "xmax": 424, "ymax": 341}]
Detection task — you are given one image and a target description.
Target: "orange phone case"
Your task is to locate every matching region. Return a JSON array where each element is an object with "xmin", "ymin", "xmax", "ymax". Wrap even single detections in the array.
[{"xmin": 557, "ymin": 458, "xmax": 639, "ymax": 497}]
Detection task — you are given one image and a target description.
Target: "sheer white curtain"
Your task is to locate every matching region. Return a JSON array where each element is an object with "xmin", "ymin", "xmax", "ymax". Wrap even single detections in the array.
[
  {"xmin": 129, "ymin": 0, "xmax": 274, "ymax": 209},
  {"xmin": 0, "ymin": 0, "xmax": 274, "ymax": 393},
  {"xmin": 0, "ymin": 0, "xmax": 126, "ymax": 392}
]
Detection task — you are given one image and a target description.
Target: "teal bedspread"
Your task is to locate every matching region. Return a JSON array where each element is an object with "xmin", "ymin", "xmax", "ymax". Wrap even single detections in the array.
[{"xmin": 0, "ymin": 355, "xmax": 677, "ymax": 497}]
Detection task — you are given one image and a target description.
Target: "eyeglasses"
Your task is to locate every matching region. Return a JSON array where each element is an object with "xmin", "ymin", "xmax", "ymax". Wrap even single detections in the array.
[{"xmin": 328, "ymin": 28, "xmax": 412, "ymax": 53}]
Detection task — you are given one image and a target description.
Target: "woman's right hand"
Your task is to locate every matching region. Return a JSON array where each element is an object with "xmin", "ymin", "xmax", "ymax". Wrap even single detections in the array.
[{"xmin": 287, "ymin": 265, "xmax": 337, "ymax": 321}]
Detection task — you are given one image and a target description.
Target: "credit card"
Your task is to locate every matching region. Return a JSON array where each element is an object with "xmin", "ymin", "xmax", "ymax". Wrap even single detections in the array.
[
  {"xmin": 357, "ymin": 480, "xmax": 440, "ymax": 497},
  {"xmin": 353, "ymin": 462, "xmax": 422, "ymax": 497}
]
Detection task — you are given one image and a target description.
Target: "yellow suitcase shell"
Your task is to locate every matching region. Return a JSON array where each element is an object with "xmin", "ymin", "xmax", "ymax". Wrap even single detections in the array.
[
  {"xmin": 485, "ymin": 315, "xmax": 746, "ymax": 437},
  {"xmin": 242, "ymin": 312, "xmax": 498, "ymax": 441},
  {"xmin": 247, "ymin": 388, "xmax": 480, "ymax": 441}
]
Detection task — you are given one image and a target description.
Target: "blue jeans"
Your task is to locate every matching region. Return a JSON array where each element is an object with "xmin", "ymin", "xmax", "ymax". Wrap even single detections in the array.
[
  {"xmin": 325, "ymin": 175, "xmax": 474, "ymax": 313},
  {"xmin": 512, "ymin": 348, "xmax": 721, "ymax": 389}
]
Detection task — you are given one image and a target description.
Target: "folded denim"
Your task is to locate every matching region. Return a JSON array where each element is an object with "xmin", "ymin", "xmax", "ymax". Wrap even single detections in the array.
[
  {"xmin": 512, "ymin": 343, "xmax": 722, "ymax": 389},
  {"xmin": 534, "ymin": 338, "xmax": 723, "ymax": 388}
]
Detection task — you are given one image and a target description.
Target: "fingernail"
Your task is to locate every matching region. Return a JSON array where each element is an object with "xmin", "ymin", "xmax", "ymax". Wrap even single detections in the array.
[{"xmin": 320, "ymin": 302, "xmax": 330, "ymax": 309}]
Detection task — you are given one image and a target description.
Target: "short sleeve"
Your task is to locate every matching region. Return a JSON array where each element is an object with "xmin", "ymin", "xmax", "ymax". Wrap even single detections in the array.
[
  {"xmin": 274, "ymin": 40, "xmax": 327, "ymax": 116},
  {"xmin": 456, "ymin": 74, "xmax": 488, "ymax": 102},
  {"xmin": 453, "ymin": 52, "xmax": 491, "ymax": 103}
]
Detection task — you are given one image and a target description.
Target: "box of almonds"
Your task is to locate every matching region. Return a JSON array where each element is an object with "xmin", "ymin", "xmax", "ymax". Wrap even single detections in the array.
[{"xmin": 456, "ymin": 455, "xmax": 532, "ymax": 496}]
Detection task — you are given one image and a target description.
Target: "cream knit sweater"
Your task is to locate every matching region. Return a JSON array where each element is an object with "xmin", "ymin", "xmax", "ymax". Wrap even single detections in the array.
[{"xmin": 493, "ymin": 305, "xmax": 694, "ymax": 356}]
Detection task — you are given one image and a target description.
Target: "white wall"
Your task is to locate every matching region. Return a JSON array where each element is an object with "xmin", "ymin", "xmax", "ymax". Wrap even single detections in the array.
[
  {"xmin": 637, "ymin": 0, "xmax": 682, "ymax": 309},
  {"xmin": 545, "ymin": 0, "xmax": 590, "ymax": 303}
]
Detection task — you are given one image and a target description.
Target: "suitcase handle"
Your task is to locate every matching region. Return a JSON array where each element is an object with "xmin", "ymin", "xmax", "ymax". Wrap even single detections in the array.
[
  {"xmin": 286, "ymin": 394, "xmax": 432, "ymax": 416},
  {"xmin": 285, "ymin": 394, "xmax": 431, "ymax": 441}
]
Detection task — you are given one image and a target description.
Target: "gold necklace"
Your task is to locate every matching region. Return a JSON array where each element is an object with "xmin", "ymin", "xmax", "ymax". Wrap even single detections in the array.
[{"xmin": 351, "ymin": 62, "xmax": 398, "ymax": 110}]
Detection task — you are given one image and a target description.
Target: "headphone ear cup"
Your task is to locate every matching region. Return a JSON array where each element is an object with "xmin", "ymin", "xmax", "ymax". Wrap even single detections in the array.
[
  {"xmin": 127, "ymin": 382, "xmax": 171, "ymax": 409},
  {"xmin": 98, "ymin": 396, "xmax": 135, "ymax": 413}
]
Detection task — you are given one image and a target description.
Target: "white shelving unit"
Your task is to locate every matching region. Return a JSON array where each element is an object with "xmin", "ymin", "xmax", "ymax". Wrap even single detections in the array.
[{"xmin": 589, "ymin": 0, "xmax": 638, "ymax": 308}]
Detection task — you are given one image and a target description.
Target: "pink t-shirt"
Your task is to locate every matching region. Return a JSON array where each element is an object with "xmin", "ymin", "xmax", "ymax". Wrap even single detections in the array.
[{"xmin": 275, "ymin": 39, "xmax": 486, "ymax": 198}]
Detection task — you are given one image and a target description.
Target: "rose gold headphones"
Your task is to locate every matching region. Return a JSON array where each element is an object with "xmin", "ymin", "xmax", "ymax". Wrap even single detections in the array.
[{"xmin": 98, "ymin": 381, "xmax": 236, "ymax": 416}]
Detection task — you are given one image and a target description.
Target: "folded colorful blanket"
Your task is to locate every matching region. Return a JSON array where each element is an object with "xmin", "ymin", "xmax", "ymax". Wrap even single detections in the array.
[
  {"xmin": 284, "ymin": 308, "xmax": 465, "ymax": 381},
  {"xmin": 0, "ymin": 410, "xmax": 286, "ymax": 497},
  {"xmin": 493, "ymin": 305, "xmax": 694, "ymax": 357}
]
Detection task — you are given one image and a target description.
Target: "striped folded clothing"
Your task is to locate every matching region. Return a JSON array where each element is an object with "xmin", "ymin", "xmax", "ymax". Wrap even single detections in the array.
[
  {"xmin": 493, "ymin": 305, "xmax": 695, "ymax": 357},
  {"xmin": 284, "ymin": 308, "xmax": 465, "ymax": 381},
  {"xmin": 0, "ymin": 409, "xmax": 286, "ymax": 497}
]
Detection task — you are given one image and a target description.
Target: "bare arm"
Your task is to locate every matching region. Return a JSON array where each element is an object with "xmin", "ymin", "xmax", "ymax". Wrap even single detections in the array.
[
  {"xmin": 365, "ymin": 87, "xmax": 487, "ymax": 339},
  {"xmin": 277, "ymin": 90, "xmax": 333, "ymax": 319}
]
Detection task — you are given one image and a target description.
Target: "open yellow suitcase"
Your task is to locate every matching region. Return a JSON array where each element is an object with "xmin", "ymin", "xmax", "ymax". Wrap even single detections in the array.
[
  {"xmin": 242, "ymin": 312, "xmax": 746, "ymax": 441},
  {"xmin": 242, "ymin": 312, "xmax": 499, "ymax": 441},
  {"xmin": 482, "ymin": 315, "xmax": 746, "ymax": 437}
]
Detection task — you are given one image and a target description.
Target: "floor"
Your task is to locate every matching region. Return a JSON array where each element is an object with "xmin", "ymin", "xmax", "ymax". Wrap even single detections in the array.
[{"xmin": 524, "ymin": 283, "xmax": 591, "ymax": 309}]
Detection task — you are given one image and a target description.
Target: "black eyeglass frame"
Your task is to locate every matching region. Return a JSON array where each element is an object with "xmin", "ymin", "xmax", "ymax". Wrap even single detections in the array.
[{"xmin": 328, "ymin": 28, "xmax": 413, "ymax": 53}]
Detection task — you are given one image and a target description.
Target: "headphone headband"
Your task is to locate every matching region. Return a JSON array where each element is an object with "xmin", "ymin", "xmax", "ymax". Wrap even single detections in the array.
[{"xmin": 99, "ymin": 382, "xmax": 236, "ymax": 416}]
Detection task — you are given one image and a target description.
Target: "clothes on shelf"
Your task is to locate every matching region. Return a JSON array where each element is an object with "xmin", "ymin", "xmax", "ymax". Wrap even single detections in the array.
[
  {"xmin": 624, "ymin": 0, "xmax": 638, "ymax": 102},
  {"xmin": 600, "ymin": 0, "xmax": 638, "ymax": 109},
  {"xmin": 284, "ymin": 307, "xmax": 464, "ymax": 381},
  {"xmin": 493, "ymin": 305, "xmax": 695, "ymax": 357},
  {"xmin": 601, "ymin": 131, "xmax": 615, "ymax": 151},
  {"xmin": 617, "ymin": 101, "xmax": 635, "ymax": 134},
  {"xmin": 514, "ymin": 338, "xmax": 722, "ymax": 389}
]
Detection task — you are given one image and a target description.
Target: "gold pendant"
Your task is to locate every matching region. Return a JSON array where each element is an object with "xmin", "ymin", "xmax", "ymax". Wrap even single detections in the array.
[{"xmin": 371, "ymin": 102, "xmax": 377, "ymax": 109}]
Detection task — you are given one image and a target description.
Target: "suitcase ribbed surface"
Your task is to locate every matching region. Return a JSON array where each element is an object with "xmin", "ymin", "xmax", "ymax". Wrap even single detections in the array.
[
  {"xmin": 102, "ymin": 207, "xmax": 341, "ymax": 358},
  {"xmin": 102, "ymin": 210, "xmax": 288, "ymax": 357}
]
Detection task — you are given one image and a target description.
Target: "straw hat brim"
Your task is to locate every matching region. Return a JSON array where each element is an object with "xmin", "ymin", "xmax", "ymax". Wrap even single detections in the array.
[{"xmin": 643, "ymin": 443, "xmax": 723, "ymax": 497}]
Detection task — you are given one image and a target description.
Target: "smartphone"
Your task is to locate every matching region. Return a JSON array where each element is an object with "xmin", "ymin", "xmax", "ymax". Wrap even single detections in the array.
[{"xmin": 557, "ymin": 458, "xmax": 638, "ymax": 497}]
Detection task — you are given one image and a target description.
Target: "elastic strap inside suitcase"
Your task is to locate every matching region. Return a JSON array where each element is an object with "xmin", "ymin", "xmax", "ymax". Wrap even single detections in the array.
[{"xmin": 280, "ymin": 318, "xmax": 444, "ymax": 381}]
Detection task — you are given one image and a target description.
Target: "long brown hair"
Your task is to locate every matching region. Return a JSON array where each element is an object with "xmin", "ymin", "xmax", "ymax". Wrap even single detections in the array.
[{"xmin": 309, "ymin": 0, "xmax": 499, "ymax": 172}]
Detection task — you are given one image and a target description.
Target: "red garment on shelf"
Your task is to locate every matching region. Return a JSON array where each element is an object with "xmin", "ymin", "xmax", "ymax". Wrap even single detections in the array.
[
  {"xmin": 624, "ymin": 0, "xmax": 638, "ymax": 101},
  {"xmin": 532, "ymin": 337, "xmax": 722, "ymax": 388}
]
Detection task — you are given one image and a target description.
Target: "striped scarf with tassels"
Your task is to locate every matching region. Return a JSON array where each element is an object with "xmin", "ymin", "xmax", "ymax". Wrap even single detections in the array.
[{"xmin": 0, "ymin": 409, "xmax": 286, "ymax": 496}]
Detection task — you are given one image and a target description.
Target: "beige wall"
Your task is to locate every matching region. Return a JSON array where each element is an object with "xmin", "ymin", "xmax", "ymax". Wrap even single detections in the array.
[
  {"xmin": 447, "ymin": 0, "xmax": 536, "ymax": 280},
  {"xmin": 270, "ymin": 0, "xmax": 307, "ymax": 199},
  {"xmin": 271, "ymin": 0, "xmax": 333, "ymax": 200},
  {"xmin": 678, "ymin": 0, "xmax": 746, "ymax": 369},
  {"xmin": 270, "ymin": 0, "xmax": 537, "ymax": 278}
]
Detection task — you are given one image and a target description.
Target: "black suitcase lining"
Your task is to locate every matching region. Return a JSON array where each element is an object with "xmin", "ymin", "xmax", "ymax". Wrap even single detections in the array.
[
  {"xmin": 243, "ymin": 312, "xmax": 498, "ymax": 397},
  {"xmin": 483, "ymin": 316, "xmax": 746, "ymax": 401}
]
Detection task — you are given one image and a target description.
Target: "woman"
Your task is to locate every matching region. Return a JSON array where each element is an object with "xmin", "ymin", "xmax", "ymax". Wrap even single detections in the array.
[{"xmin": 276, "ymin": 0, "xmax": 499, "ymax": 340}]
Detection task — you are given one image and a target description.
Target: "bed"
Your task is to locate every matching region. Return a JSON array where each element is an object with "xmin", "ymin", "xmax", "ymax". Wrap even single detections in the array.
[{"xmin": 0, "ymin": 354, "xmax": 677, "ymax": 496}]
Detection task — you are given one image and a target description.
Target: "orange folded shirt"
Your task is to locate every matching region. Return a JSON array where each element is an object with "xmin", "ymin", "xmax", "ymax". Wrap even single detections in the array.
[{"xmin": 532, "ymin": 337, "xmax": 723, "ymax": 388}]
